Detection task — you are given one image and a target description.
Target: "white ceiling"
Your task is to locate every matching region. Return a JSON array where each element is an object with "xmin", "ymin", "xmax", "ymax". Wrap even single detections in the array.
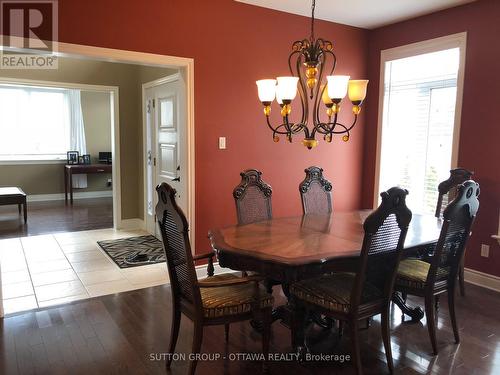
[{"xmin": 235, "ymin": 0, "xmax": 476, "ymax": 29}]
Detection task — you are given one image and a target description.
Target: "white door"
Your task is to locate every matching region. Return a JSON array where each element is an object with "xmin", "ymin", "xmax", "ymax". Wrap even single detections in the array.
[{"xmin": 144, "ymin": 74, "xmax": 187, "ymax": 235}]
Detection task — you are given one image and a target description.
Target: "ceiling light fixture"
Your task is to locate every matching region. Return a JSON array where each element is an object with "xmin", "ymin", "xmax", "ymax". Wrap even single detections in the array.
[{"xmin": 256, "ymin": 0, "xmax": 368, "ymax": 149}]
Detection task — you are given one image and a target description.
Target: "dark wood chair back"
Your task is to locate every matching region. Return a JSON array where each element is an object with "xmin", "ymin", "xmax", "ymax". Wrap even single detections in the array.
[
  {"xmin": 299, "ymin": 166, "xmax": 333, "ymax": 215},
  {"xmin": 427, "ymin": 180, "xmax": 479, "ymax": 287},
  {"xmin": 435, "ymin": 168, "xmax": 474, "ymax": 218},
  {"xmin": 155, "ymin": 183, "xmax": 202, "ymax": 310},
  {"xmin": 352, "ymin": 187, "xmax": 412, "ymax": 308},
  {"xmin": 233, "ymin": 169, "xmax": 272, "ymax": 225}
]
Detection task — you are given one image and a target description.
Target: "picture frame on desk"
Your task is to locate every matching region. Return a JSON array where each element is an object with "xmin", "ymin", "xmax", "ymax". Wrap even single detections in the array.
[
  {"xmin": 67, "ymin": 151, "xmax": 79, "ymax": 165},
  {"xmin": 82, "ymin": 154, "xmax": 91, "ymax": 164}
]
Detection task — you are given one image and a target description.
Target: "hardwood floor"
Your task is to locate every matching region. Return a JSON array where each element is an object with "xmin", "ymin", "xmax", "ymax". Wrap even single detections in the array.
[
  {"xmin": 1, "ymin": 282, "xmax": 498, "ymax": 374},
  {"xmin": 0, "ymin": 198, "xmax": 113, "ymax": 239}
]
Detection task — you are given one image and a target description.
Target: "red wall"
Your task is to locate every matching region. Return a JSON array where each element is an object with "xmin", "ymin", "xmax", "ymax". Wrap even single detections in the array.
[
  {"xmin": 363, "ymin": 0, "xmax": 500, "ymax": 276},
  {"xmin": 57, "ymin": 0, "xmax": 368, "ymax": 251}
]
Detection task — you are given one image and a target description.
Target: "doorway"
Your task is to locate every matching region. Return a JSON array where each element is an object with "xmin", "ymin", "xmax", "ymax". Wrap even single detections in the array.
[
  {"xmin": 143, "ymin": 74, "xmax": 190, "ymax": 238},
  {"xmin": 0, "ymin": 40, "xmax": 195, "ymax": 316}
]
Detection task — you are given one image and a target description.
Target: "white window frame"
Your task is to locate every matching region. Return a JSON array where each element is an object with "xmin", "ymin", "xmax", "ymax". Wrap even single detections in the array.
[
  {"xmin": 0, "ymin": 78, "xmax": 115, "ymax": 165},
  {"xmin": 373, "ymin": 32, "xmax": 467, "ymax": 208}
]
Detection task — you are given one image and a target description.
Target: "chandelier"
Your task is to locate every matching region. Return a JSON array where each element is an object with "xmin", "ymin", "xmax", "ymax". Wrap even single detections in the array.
[{"xmin": 256, "ymin": 0, "xmax": 368, "ymax": 149}]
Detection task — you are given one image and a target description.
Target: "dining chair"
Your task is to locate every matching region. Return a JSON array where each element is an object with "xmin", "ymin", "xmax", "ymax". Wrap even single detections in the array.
[
  {"xmin": 233, "ymin": 169, "xmax": 279, "ymax": 290},
  {"xmin": 435, "ymin": 168, "xmax": 474, "ymax": 297},
  {"xmin": 435, "ymin": 168, "xmax": 474, "ymax": 218},
  {"xmin": 395, "ymin": 180, "xmax": 479, "ymax": 355},
  {"xmin": 299, "ymin": 166, "xmax": 333, "ymax": 214},
  {"xmin": 290, "ymin": 187, "xmax": 412, "ymax": 375},
  {"xmin": 233, "ymin": 169, "xmax": 273, "ymax": 225},
  {"xmin": 156, "ymin": 182, "xmax": 273, "ymax": 374}
]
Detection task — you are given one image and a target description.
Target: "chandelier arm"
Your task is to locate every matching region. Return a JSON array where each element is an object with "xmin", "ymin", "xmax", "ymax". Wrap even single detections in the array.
[
  {"xmin": 291, "ymin": 122, "xmax": 307, "ymax": 135},
  {"xmin": 265, "ymin": 116, "xmax": 291, "ymax": 135},
  {"xmin": 312, "ymin": 52, "xmax": 327, "ymax": 128},
  {"xmin": 312, "ymin": 123, "xmax": 331, "ymax": 135},
  {"xmin": 314, "ymin": 48, "xmax": 336, "ymax": 127},
  {"xmin": 294, "ymin": 53, "xmax": 308, "ymax": 126},
  {"xmin": 284, "ymin": 114, "xmax": 293, "ymax": 134},
  {"xmin": 329, "ymin": 116, "xmax": 358, "ymax": 134}
]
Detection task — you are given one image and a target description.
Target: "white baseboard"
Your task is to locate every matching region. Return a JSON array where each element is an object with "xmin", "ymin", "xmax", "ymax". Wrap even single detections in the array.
[
  {"xmin": 118, "ymin": 218, "xmax": 145, "ymax": 231},
  {"xmin": 464, "ymin": 268, "xmax": 500, "ymax": 293},
  {"xmin": 27, "ymin": 190, "xmax": 112, "ymax": 202}
]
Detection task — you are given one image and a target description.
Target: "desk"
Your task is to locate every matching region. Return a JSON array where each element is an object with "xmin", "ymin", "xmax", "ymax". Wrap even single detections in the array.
[
  {"xmin": 64, "ymin": 164, "xmax": 112, "ymax": 204},
  {"xmin": 209, "ymin": 212, "xmax": 442, "ymax": 323}
]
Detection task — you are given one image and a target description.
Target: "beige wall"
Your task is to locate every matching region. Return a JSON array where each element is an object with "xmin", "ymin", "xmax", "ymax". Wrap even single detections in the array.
[
  {"xmin": 81, "ymin": 90, "xmax": 112, "ymax": 192},
  {"xmin": 0, "ymin": 58, "xmax": 177, "ymax": 219}
]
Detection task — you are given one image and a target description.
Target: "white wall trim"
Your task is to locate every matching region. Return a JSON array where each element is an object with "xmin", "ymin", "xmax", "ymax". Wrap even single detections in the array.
[
  {"xmin": 56, "ymin": 41, "xmax": 196, "ymax": 249},
  {"xmin": 464, "ymin": 268, "xmax": 500, "ymax": 293},
  {"xmin": 27, "ymin": 190, "xmax": 112, "ymax": 202},
  {"xmin": 118, "ymin": 218, "xmax": 145, "ymax": 231},
  {"xmin": 373, "ymin": 32, "xmax": 467, "ymax": 208}
]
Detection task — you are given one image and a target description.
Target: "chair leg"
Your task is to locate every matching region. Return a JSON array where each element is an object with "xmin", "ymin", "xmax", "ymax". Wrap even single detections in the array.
[
  {"xmin": 224, "ymin": 323, "xmax": 230, "ymax": 342},
  {"xmin": 381, "ymin": 308, "xmax": 394, "ymax": 374},
  {"xmin": 349, "ymin": 319, "xmax": 363, "ymax": 375},
  {"xmin": 261, "ymin": 308, "xmax": 272, "ymax": 374},
  {"xmin": 459, "ymin": 261, "xmax": 466, "ymax": 297},
  {"xmin": 166, "ymin": 303, "xmax": 181, "ymax": 368},
  {"xmin": 188, "ymin": 322, "xmax": 204, "ymax": 375},
  {"xmin": 425, "ymin": 295, "xmax": 438, "ymax": 355},
  {"xmin": 448, "ymin": 290, "xmax": 460, "ymax": 343}
]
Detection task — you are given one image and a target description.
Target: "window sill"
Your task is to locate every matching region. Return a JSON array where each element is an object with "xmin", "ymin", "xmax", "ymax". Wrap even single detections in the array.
[{"xmin": 0, "ymin": 159, "xmax": 66, "ymax": 166}]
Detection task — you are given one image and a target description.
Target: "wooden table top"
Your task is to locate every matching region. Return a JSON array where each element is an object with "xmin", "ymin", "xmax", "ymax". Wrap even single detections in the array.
[{"xmin": 209, "ymin": 212, "xmax": 442, "ymax": 266}]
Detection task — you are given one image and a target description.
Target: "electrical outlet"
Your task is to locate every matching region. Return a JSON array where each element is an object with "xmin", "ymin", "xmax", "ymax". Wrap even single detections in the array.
[
  {"xmin": 218, "ymin": 137, "xmax": 226, "ymax": 149},
  {"xmin": 481, "ymin": 244, "xmax": 490, "ymax": 258}
]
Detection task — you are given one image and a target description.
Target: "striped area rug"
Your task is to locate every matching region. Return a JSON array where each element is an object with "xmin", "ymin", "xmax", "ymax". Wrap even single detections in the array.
[{"xmin": 97, "ymin": 235, "xmax": 165, "ymax": 268}]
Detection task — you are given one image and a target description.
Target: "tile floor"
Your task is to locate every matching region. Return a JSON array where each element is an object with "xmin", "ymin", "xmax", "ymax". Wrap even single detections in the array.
[{"xmin": 0, "ymin": 228, "xmax": 170, "ymax": 315}]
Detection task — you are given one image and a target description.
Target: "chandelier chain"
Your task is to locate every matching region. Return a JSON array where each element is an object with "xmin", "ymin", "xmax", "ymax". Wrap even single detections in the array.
[{"xmin": 310, "ymin": 0, "xmax": 316, "ymax": 42}]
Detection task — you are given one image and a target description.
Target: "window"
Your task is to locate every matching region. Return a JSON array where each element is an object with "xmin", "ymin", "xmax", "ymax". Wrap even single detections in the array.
[
  {"xmin": 0, "ymin": 84, "xmax": 71, "ymax": 161},
  {"xmin": 376, "ymin": 34, "xmax": 466, "ymax": 215}
]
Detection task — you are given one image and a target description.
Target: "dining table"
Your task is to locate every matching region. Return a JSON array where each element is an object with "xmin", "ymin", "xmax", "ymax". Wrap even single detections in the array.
[{"xmin": 208, "ymin": 211, "xmax": 443, "ymax": 325}]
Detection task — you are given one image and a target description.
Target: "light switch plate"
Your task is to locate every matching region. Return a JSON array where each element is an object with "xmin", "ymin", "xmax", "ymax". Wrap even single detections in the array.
[
  {"xmin": 481, "ymin": 244, "xmax": 490, "ymax": 258},
  {"xmin": 218, "ymin": 137, "xmax": 226, "ymax": 149}
]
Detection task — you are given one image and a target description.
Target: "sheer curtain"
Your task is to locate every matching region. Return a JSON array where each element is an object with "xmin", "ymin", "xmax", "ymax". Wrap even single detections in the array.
[{"xmin": 66, "ymin": 89, "xmax": 88, "ymax": 188}]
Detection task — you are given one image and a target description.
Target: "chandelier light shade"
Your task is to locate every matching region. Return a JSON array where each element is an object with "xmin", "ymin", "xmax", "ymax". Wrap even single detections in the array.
[
  {"xmin": 256, "ymin": 79, "xmax": 277, "ymax": 103},
  {"xmin": 256, "ymin": 0, "xmax": 368, "ymax": 149},
  {"xmin": 326, "ymin": 75, "xmax": 350, "ymax": 100}
]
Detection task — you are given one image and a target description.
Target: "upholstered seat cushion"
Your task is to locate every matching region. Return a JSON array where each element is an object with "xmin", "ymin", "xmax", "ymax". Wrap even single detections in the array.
[
  {"xmin": 396, "ymin": 259, "xmax": 449, "ymax": 289},
  {"xmin": 199, "ymin": 274, "xmax": 274, "ymax": 319},
  {"xmin": 290, "ymin": 273, "xmax": 382, "ymax": 313}
]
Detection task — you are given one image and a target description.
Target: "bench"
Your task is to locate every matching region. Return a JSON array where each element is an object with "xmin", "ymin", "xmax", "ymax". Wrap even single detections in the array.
[{"xmin": 0, "ymin": 187, "xmax": 27, "ymax": 224}]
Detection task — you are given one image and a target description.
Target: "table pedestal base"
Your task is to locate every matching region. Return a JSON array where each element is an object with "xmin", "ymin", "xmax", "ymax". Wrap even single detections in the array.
[{"xmin": 392, "ymin": 292, "xmax": 425, "ymax": 322}]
